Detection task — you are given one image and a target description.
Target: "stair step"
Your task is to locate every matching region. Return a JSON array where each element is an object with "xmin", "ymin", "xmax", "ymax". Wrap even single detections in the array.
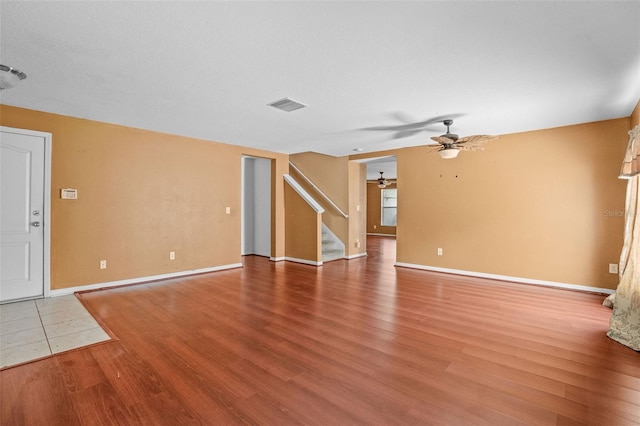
[{"xmin": 321, "ymin": 225, "xmax": 344, "ymax": 262}]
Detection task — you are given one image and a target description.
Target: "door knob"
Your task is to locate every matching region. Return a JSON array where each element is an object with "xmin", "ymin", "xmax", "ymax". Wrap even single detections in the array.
[{"xmin": 31, "ymin": 221, "xmax": 40, "ymax": 227}]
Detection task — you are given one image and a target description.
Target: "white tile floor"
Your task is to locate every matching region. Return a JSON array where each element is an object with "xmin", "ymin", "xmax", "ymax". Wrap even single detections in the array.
[{"xmin": 0, "ymin": 295, "xmax": 111, "ymax": 369}]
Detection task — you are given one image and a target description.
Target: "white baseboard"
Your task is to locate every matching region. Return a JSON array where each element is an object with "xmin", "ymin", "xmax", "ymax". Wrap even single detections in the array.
[
  {"xmin": 275, "ymin": 254, "xmax": 365, "ymax": 263},
  {"xmin": 394, "ymin": 262, "xmax": 615, "ymax": 295},
  {"xmin": 283, "ymin": 257, "xmax": 323, "ymax": 266},
  {"xmin": 49, "ymin": 263, "xmax": 243, "ymax": 297},
  {"xmin": 344, "ymin": 252, "xmax": 367, "ymax": 259}
]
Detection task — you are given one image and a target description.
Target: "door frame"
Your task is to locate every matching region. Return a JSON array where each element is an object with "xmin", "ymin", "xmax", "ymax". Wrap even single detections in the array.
[{"xmin": 1, "ymin": 126, "xmax": 52, "ymax": 299}]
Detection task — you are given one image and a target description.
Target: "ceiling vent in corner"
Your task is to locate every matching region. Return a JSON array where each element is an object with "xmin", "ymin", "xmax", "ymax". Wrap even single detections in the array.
[{"xmin": 268, "ymin": 97, "xmax": 307, "ymax": 112}]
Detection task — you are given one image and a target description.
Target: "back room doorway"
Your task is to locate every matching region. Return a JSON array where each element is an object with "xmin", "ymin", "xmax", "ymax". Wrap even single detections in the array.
[
  {"xmin": 241, "ymin": 156, "xmax": 271, "ymax": 257},
  {"xmin": 361, "ymin": 155, "xmax": 397, "ymax": 262}
]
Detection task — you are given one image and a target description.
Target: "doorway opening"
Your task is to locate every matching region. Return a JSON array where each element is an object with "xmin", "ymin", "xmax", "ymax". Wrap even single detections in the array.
[
  {"xmin": 241, "ymin": 156, "xmax": 272, "ymax": 258},
  {"xmin": 353, "ymin": 155, "xmax": 397, "ymax": 262}
]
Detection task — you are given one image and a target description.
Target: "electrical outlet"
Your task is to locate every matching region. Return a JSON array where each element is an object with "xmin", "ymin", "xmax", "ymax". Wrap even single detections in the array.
[
  {"xmin": 373, "ymin": 225, "xmax": 377, "ymax": 229},
  {"xmin": 609, "ymin": 263, "xmax": 618, "ymax": 274},
  {"xmin": 225, "ymin": 207, "xmax": 231, "ymax": 214},
  {"xmin": 437, "ymin": 248, "xmax": 443, "ymax": 256},
  {"xmin": 170, "ymin": 251, "xmax": 175, "ymax": 260},
  {"xmin": 100, "ymin": 260, "xmax": 107, "ymax": 269}
]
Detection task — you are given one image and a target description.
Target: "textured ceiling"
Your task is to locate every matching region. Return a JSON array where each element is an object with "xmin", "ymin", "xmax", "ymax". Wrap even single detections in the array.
[{"xmin": 1, "ymin": 1, "xmax": 639, "ymax": 157}]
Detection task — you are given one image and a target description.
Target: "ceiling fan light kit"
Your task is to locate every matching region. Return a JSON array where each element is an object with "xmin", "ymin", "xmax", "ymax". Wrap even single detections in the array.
[
  {"xmin": 0, "ymin": 64, "xmax": 27, "ymax": 90},
  {"xmin": 438, "ymin": 148, "xmax": 460, "ymax": 159}
]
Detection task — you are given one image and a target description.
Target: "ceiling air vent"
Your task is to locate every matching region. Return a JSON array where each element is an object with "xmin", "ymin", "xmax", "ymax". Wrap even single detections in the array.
[{"xmin": 268, "ymin": 97, "xmax": 307, "ymax": 112}]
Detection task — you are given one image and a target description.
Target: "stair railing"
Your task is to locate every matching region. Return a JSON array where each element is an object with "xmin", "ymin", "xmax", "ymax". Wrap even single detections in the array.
[
  {"xmin": 283, "ymin": 174, "xmax": 325, "ymax": 214},
  {"xmin": 289, "ymin": 161, "xmax": 349, "ymax": 219}
]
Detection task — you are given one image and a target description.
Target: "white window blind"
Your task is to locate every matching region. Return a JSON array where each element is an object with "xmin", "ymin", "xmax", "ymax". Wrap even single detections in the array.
[{"xmin": 381, "ymin": 188, "xmax": 397, "ymax": 226}]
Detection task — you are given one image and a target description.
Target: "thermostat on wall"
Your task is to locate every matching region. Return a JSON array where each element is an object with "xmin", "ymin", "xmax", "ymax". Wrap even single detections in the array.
[{"xmin": 61, "ymin": 188, "xmax": 78, "ymax": 199}]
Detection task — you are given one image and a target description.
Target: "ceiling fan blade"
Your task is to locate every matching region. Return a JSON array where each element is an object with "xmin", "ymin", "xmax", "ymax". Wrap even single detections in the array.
[
  {"xmin": 391, "ymin": 111, "xmax": 418, "ymax": 124},
  {"xmin": 361, "ymin": 113, "xmax": 466, "ymax": 133},
  {"xmin": 363, "ymin": 122, "xmax": 434, "ymax": 132},
  {"xmin": 430, "ymin": 136, "xmax": 455, "ymax": 144},
  {"xmin": 410, "ymin": 113, "xmax": 466, "ymax": 129},
  {"xmin": 425, "ymin": 143, "xmax": 442, "ymax": 147},
  {"xmin": 425, "ymin": 145, "xmax": 443, "ymax": 154},
  {"xmin": 362, "ymin": 124, "xmax": 404, "ymax": 131},
  {"xmin": 394, "ymin": 129, "xmax": 424, "ymax": 139},
  {"xmin": 457, "ymin": 145, "xmax": 486, "ymax": 152},
  {"xmin": 455, "ymin": 135, "xmax": 498, "ymax": 145}
]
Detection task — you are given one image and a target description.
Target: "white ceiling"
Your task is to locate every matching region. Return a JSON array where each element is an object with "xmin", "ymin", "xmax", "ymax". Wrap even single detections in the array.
[{"xmin": 1, "ymin": 1, "xmax": 639, "ymax": 157}]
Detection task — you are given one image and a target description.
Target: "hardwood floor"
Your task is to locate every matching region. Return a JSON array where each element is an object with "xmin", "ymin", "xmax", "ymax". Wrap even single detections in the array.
[{"xmin": 2, "ymin": 236, "xmax": 638, "ymax": 425}]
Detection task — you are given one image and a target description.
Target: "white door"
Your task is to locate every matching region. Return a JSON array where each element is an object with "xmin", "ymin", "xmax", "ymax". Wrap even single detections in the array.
[{"xmin": 0, "ymin": 129, "xmax": 46, "ymax": 302}]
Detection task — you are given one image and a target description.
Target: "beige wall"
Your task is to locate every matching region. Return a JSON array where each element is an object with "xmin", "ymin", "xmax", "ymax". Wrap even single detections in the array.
[
  {"xmin": 284, "ymin": 183, "xmax": 322, "ymax": 262},
  {"xmin": 396, "ymin": 118, "xmax": 629, "ymax": 289},
  {"xmin": 270, "ymin": 158, "xmax": 288, "ymax": 258},
  {"xmin": 347, "ymin": 161, "xmax": 367, "ymax": 256},
  {"xmin": 366, "ymin": 182, "xmax": 397, "ymax": 235},
  {"xmin": 0, "ymin": 105, "xmax": 287, "ymax": 290}
]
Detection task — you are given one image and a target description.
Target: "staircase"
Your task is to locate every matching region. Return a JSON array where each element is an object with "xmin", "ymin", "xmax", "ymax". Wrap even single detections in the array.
[{"xmin": 322, "ymin": 224, "xmax": 345, "ymax": 262}]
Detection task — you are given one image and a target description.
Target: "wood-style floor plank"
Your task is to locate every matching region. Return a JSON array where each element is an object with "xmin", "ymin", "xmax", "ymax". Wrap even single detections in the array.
[
  {"xmin": 1, "ymin": 358, "xmax": 82, "ymax": 425},
  {"xmin": 1, "ymin": 236, "xmax": 639, "ymax": 425}
]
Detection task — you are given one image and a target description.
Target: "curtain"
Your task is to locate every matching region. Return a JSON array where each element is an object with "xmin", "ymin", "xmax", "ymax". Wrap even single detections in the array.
[
  {"xmin": 607, "ymin": 125, "xmax": 640, "ymax": 351},
  {"xmin": 619, "ymin": 125, "xmax": 640, "ymax": 178}
]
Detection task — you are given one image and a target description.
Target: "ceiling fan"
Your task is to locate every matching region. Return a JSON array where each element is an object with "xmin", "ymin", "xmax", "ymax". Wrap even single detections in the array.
[
  {"xmin": 426, "ymin": 119, "xmax": 498, "ymax": 159},
  {"xmin": 377, "ymin": 172, "xmax": 395, "ymax": 188}
]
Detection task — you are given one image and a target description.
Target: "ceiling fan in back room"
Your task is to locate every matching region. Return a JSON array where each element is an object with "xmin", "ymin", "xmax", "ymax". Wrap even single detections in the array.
[{"xmin": 377, "ymin": 172, "xmax": 396, "ymax": 189}]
